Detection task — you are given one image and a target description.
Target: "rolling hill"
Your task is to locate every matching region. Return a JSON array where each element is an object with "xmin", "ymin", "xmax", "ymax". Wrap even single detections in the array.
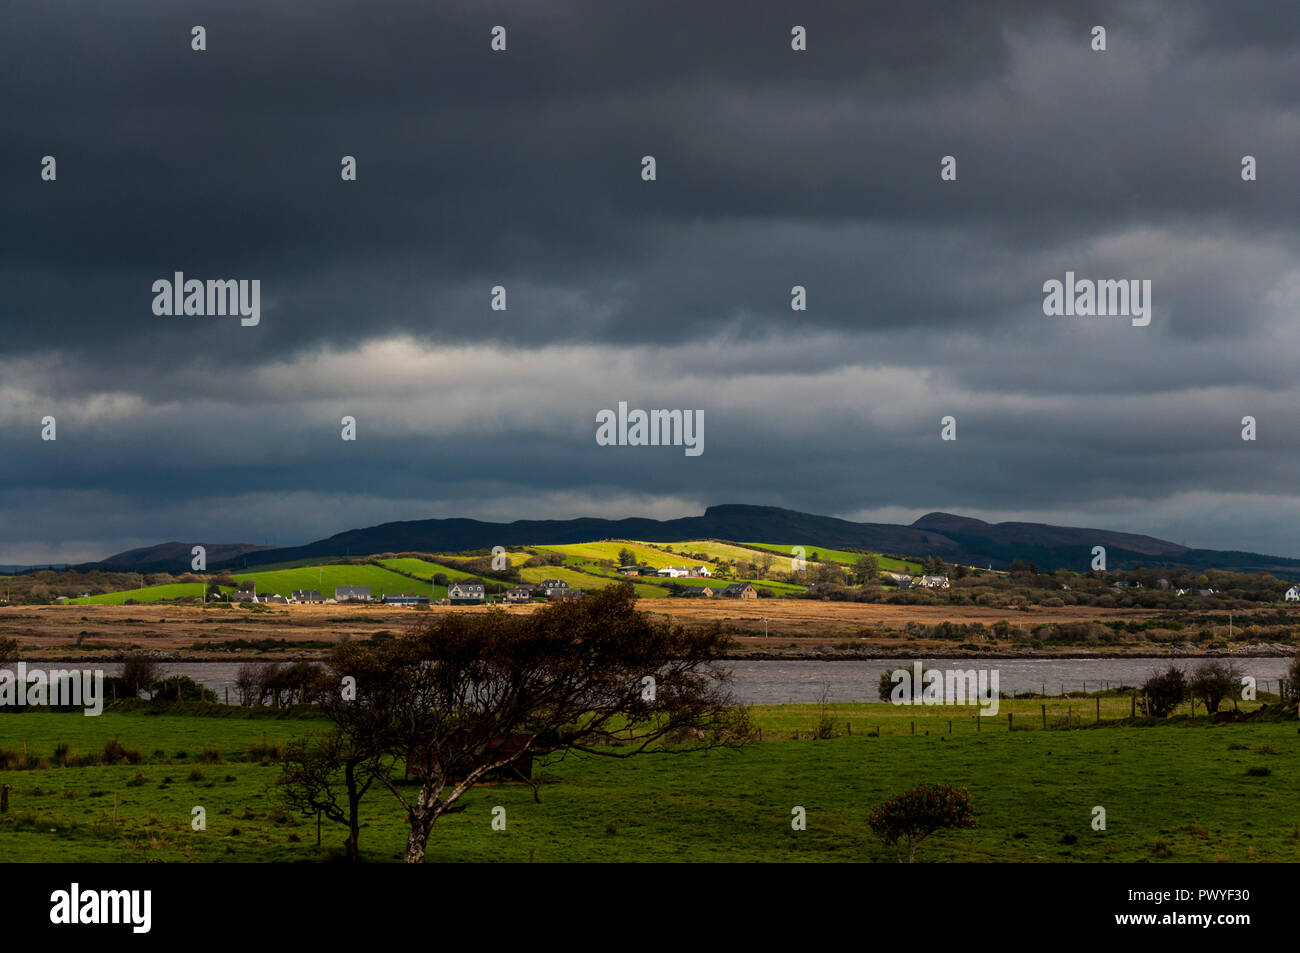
[{"xmin": 66, "ymin": 504, "xmax": 1300, "ymax": 576}]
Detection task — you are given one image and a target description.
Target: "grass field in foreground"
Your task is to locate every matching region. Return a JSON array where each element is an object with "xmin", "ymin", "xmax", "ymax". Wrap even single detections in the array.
[{"xmin": 1, "ymin": 702, "xmax": 1296, "ymax": 863}]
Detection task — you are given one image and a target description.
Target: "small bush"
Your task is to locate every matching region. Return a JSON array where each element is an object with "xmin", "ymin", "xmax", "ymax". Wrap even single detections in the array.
[{"xmin": 867, "ymin": 783, "xmax": 976, "ymax": 863}]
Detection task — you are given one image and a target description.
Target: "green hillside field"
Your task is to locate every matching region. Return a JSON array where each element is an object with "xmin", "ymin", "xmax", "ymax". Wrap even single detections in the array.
[{"xmin": 517, "ymin": 566, "xmax": 667, "ymax": 598}]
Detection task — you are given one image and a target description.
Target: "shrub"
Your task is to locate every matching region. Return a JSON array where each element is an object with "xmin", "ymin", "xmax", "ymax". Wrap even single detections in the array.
[
  {"xmin": 150, "ymin": 675, "xmax": 217, "ymax": 703},
  {"xmin": 1139, "ymin": 665, "xmax": 1187, "ymax": 717},
  {"xmin": 867, "ymin": 784, "xmax": 976, "ymax": 862},
  {"xmin": 1189, "ymin": 660, "xmax": 1240, "ymax": 714}
]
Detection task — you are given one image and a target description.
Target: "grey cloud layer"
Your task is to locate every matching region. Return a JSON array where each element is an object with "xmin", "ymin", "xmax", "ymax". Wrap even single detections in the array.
[{"xmin": 3, "ymin": 1, "xmax": 1299, "ymax": 560}]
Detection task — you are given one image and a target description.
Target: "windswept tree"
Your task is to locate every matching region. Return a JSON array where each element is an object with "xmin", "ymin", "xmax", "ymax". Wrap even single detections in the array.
[
  {"xmin": 325, "ymin": 583, "xmax": 752, "ymax": 863},
  {"xmin": 868, "ymin": 784, "xmax": 976, "ymax": 863},
  {"xmin": 277, "ymin": 731, "xmax": 390, "ymax": 862}
]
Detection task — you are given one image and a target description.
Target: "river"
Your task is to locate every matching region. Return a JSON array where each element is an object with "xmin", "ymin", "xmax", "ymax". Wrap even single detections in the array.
[{"xmin": 5, "ymin": 657, "xmax": 1292, "ymax": 705}]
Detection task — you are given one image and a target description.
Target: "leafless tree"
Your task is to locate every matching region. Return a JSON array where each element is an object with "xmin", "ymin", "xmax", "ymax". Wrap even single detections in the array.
[{"xmin": 120, "ymin": 654, "xmax": 162, "ymax": 698}]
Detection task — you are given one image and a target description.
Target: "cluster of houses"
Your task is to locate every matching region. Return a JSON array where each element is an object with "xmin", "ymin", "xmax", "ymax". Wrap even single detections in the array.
[
  {"xmin": 884, "ymin": 573, "xmax": 950, "ymax": 590},
  {"xmin": 617, "ymin": 564, "xmax": 712, "ymax": 578},
  {"xmin": 229, "ymin": 585, "xmax": 434, "ymax": 606}
]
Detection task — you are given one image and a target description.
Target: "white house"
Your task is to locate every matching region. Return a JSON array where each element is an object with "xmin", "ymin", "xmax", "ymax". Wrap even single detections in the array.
[
  {"xmin": 1285, "ymin": 586, "xmax": 1300, "ymax": 602},
  {"xmin": 919, "ymin": 575, "xmax": 950, "ymax": 590},
  {"xmin": 656, "ymin": 566, "xmax": 692, "ymax": 578}
]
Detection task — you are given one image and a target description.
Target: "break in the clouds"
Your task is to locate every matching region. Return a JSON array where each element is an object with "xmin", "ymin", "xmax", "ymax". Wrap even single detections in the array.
[{"xmin": 3, "ymin": 1, "xmax": 1300, "ymax": 562}]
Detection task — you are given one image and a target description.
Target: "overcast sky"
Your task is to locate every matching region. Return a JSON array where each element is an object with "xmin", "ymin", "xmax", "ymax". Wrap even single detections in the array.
[{"xmin": 4, "ymin": 1, "xmax": 1300, "ymax": 563}]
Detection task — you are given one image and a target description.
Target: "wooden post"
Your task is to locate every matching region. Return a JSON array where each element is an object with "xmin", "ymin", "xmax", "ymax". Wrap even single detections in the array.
[
  {"xmin": 947, "ymin": 720, "xmax": 952, "ymax": 735},
  {"xmin": 757, "ymin": 727, "xmax": 762, "ymax": 741},
  {"xmin": 224, "ymin": 687, "xmax": 229, "ymax": 705},
  {"xmin": 1131, "ymin": 693, "xmax": 1136, "ymax": 718},
  {"xmin": 113, "ymin": 793, "xmax": 119, "ymax": 825},
  {"xmin": 1007, "ymin": 712, "xmax": 1013, "ymax": 731},
  {"xmin": 910, "ymin": 720, "xmax": 915, "ymax": 736},
  {"xmin": 976, "ymin": 714, "xmax": 980, "ymax": 733},
  {"xmin": 1068, "ymin": 705, "xmax": 1072, "ymax": 726},
  {"xmin": 1041, "ymin": 705, "xmax": 1047, "ymax": 729},
  {"xmin": 1, "ymin": 784, "xmax": 9, "ymax": 812}
]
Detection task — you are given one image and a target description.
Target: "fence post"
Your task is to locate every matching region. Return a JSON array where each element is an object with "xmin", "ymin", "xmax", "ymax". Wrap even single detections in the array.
[
  {"xmin": 847, "ymin": 721, "xmax": 851, "ymax": 736},
  {"xmin": 910, "ymin": 720, "xmax": 915, "ymax": 736},
  {"xmin": 947, "ymin": 720, "xmax": 952, "ymax": 735},
  {"xmin": 976, "ymin": 714, "xmax": 980, "ymax": 733},
  {"xmin": 1131, "ymin": 693, "xmax": 1136, "ymax": 718},
  {"xmin": 1007, "ymin": 712, "xmax": 1013, "ymax": 731},
  {"xmin": 1041, "ymin": 705, "xmax": 1046, "ymax": 729},
  {"xmin": 1096, "ymin": 696, "xmax": 1101, "ymax": 723},
  {"xmin": 0, "ymin": 784, "xmax": 9, "ymax": 812}
]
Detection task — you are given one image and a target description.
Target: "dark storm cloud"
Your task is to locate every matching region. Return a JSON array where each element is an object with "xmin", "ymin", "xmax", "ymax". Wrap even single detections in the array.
[{"xmin": 3, "ymin": 1, "xmax": 1300, "ymax": 561}]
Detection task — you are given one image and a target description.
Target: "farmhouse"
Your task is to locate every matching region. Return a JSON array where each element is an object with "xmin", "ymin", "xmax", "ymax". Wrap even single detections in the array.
[
  {"xmin": 384, "ymin": 593, "xmax": 430, "ymax": 605},
  {"xmin": 885, "ymin": 573, "xmax": 913, "ymax": 589},
  {"xmin": 919, "ymin": 575, "xmax": 950, "ymax": 589},
  {"xmin": 505, "ymin": 586, "xmax": 535, "ymax": 603},
  {"xmin": 233, "ymin": 588, "xmax": 258, "ymax": 603},
  {"xmin": 720, "ymin": 583, "xmax": 757, "ymax": 600},
  {"xmin": 335, "ymin": 585, "xmax": 371, "ymax": 602},
  {"xmin": 447, "ymin": 582, "xmax": 486, "ymax": 604},
  {"xmin": 1286, "ymin": 586, "xmax": 1300, "ymax": 602},
  {"xmin": 679, "ymin": 586, "xmax": 716, "ymax": 598},
  {"xmin": 291, "ymin": 589, "xmax": 323, "ymax": 604},
  {"xmin": 657, "ymin": 566, "xmax": 692, "ymax": 578},
  {"xmin": 539, "ymin": 579, "xmax": 569, "ymax": 598}
]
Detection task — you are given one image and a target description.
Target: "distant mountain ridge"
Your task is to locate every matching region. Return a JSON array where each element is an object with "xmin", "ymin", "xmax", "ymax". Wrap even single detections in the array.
[{"xmin": 73, "ymin": 504, "xmax": 1300, "ymax": 577}]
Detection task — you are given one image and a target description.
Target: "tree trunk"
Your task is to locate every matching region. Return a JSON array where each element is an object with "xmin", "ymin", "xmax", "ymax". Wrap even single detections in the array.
[{"xmin": 404, "ymin": 825, "xmax": 429, "ymax": 863}]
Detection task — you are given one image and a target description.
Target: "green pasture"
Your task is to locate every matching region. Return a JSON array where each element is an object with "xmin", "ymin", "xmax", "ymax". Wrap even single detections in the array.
[{"xmin": 1, "ymin": 700, "xmax": 1296, "ymax": 863}]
